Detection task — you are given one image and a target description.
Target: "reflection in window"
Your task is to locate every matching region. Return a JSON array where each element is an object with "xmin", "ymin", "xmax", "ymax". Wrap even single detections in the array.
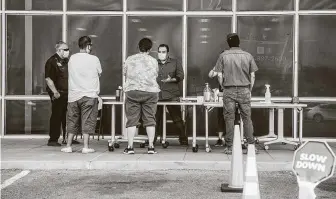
[
  {"xmin": 299, "ymin": 16, "xmax": 336, "ymax": 97},
  {"xmin": 238, "ymin": 16, "xmax": 293, "ymax": 96},
  {"xmin": 67, "ymin": 0, "xmax": 122, "ymax": 11},
  {"xmin": 237, "ymin": 0, "xmax": 293, "ymax": 11},
  {"xmin": 303, "ymin": 103, "xmax": 336, "ymax": 137},
  {"xmin": 6, "ymin": 0, "xmax": 62, "ymax": 10},
  {"xmin": 187, "ymin": 0, "xmax": 232, "ymax": 11},
  {"xmin": 6, "ymin": 15, "xmax": 62, "ymax": 95},
  {"xmin": 300, "ymin": 0, "xmax": 336, "ymax": 10},
  {"xmin": 187, "ymin": 17, "xmax": 231, "ymax": 96},
  {"xmin": 127, "ymin": 0, "xmax": 182, "ymax": 11},
  {"xmin": 6, "ymin": 100, "xmax": 51, "ymax": 134},
  {"xmin": 68, "ymin": 16, "xmax": 122, "ymax": 95},
  {"xmin": 127, "ymin": 16, "xmax": 182, "ymax": 60}
]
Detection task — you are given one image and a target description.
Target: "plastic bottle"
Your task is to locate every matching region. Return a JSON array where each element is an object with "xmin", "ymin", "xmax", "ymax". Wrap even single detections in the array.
[
  {"xmin": 203, "ymin": 83, "xmax": 212, "ymax": 102},
  {"xmin": 265, "ymin": 84, "xmax": 271, "ymax": 103}
]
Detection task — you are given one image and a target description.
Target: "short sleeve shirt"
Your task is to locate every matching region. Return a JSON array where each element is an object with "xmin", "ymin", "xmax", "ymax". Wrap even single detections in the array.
[
  {"xmin": 45, "ymin": 53, "xmax": 68, "ymax": 95},
  {"xmin": 214, "ymin": 47, "xmax": 258, "ymax": 87},
  {"xmin": 124, "ymin": 53, "xmax": 160, "ymax": 93}
]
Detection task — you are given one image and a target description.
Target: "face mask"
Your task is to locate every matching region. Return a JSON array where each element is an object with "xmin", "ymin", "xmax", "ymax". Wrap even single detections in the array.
[
  {"xmin": 158, "ymin": 53, "xmax": 167, "ymax": 61},
  {"xmin": 63, "ymin": 51, "xmax": 70, "ymax": 58}
]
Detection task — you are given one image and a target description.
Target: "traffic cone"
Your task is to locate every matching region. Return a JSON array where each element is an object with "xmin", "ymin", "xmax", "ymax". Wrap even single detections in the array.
[
  {"xmin": 242, "ymin": 144, "xmax": 260, "ymax": 199},
  {"xmin": 221, "ymin": 104, "xmax": 244, "ymax": 192}
]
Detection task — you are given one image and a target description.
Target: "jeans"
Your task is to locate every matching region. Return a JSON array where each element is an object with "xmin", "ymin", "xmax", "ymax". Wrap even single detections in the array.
[{"xmin": 223, "ymin": 87, "xmax": 254, "ymax": 147}]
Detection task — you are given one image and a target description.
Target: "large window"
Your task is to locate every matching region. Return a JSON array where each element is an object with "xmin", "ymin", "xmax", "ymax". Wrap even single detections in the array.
[
  {"xmin": 303, "ymin": 102, "xmax": 336, "ymax": 137},
  {"xmin": 238, "ymin": 16, "xmax": 294, "ymax": 97},
  {"xmin": 6, "ymin": 0, "xmax": 62, "ymax": 10},
  {"xmin": 187, "ymin": 0, "xmax": 232, "ymax": 11},
  {"xmin": 300, "ymin": 0, "xmax": 336, "ymax": 10},
  {"xmin": 127, "ymin": 16, "xmax": 182, "ymax": 59},
  {"xmin": 68, "ymin": 16, "xmax": 123, "ymax": 95},
  {"xmin": 299, "ymin": 15, "xmax": 336, "ymax": 97},
  {"xmin": 127, "ymin": 0, "xmax": 183, "ymax": 11},
  {"xmin": 6, "ymin": 15, "xmax": 62, "ymax": 95},
  {"xmin": 187, "ymin": 17, "xmax": 231, "ymax": 96},
  {"xmin": 6, "ymin": 100, "xmax": 50, "ymax": 134},
  {"xmin": 1, "ymin": 0, "xmax": 336, "ymax": 138},
  {"xmin": 237, "ymin": 0, "xmax": 294, "ymax": 11},
  {"xmin": 67, "ymin": 0, "xmax": 122, "ymax": 11}
]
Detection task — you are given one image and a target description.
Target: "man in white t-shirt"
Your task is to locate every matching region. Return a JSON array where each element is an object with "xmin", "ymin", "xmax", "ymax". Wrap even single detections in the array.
[{"xmin": 61, "ymin": 36, "xmax": 102, "ymax": 154}]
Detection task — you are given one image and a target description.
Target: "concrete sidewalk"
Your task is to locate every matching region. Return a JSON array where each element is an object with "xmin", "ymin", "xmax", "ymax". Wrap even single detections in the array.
[{"xmin": 2, "ymin": 138, "xmax": 335, "ymax": 171}]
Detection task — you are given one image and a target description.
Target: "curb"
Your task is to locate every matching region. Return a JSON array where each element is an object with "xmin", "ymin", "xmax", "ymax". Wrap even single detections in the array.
[{"xmin": 1, "ymin": 161, "xmax": 293, "ymax": 171}]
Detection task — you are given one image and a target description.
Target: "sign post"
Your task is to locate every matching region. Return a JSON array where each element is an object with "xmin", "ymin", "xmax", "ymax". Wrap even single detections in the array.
[{"xmin": 292, "ymin": 141, "xmax": 336, "ymax": 199}]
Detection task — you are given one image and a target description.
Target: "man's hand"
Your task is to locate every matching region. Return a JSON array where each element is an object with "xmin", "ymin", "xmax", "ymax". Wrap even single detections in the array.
[
  {"xmin": 161, "ymin": 75, "xmax": 173, "ymax": 83},
  {"xmin": 53, "ymin": 91, "xmax": 61, "ymax": 99}
]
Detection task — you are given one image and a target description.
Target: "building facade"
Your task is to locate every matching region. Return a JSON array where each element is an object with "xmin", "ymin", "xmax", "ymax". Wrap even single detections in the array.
[{"xmin": 1, "ymin": 0, "xmax": 336, "ymax": 139}]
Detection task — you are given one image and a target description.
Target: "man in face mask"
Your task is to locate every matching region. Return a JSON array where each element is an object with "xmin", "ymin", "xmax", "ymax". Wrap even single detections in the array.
[
  {"xmin": 155, "ymin": 44, "xmax": 188, "ymax": 146},
  {"xmin": 45, "ymin": 41, "xmax": 79, "ymax": 146}
]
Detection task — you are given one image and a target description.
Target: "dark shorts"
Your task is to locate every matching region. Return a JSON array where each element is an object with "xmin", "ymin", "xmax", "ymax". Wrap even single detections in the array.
[
  {"xmin": 66, "ymin": 96, "xmax": 98, "ymax": 135},
  {"xmin": 125, "ymin": 90, "xmax": 159, "ymax": 128}
]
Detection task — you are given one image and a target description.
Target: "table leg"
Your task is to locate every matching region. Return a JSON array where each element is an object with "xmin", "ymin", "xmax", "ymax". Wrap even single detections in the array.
[
  {"xmin": 205, "ymin": 107, "xmax": 211, "ymax": 152},
  {"xmin": 162, "ymin": 105, "xmax": 166, "ymax": 144},
  {"xmin": 193, "ymin": 105, "xmax": 197, "ymax": 148},
  {"xmin": 264, "ymin": 108, "xmax": 297, "ymax": 148},
  {"xmin": 258, "ymin": 108, "xmax": 277, "ymax": 140},
  {"xmin": 111, "ymin": 104, "xmax": 115, "ymax": 143}
]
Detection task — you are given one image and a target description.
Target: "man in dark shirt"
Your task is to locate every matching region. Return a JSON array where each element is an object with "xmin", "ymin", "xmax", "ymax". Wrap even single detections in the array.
[
  {"xmin": 214, "ymin": 33, "xmax": 259, "ymax": 154},
  {"xmin": 155, "ymin": 44, "xmax": 188, "ymax": 145},
  {"xmin": 45, "ymin": 41, "xmax": 79, "ymax": 146}
]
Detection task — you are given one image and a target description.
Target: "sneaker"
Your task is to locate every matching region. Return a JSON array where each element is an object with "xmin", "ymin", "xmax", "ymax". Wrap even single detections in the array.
[
  {"xmin": 148, "ymin": 147, "xmax": 157, "ymax": 154},
  {"xmin": 223, "ymin": 146, "xmax": 232, "ymax": 154},
  {"xmin": 215, "ymin": 139, "xmax": 224, "ymax": 147},
  {"xmin": 82, "ymin": 148, "xmax": 95, "ymax": 154},
  {"xmin": 123, "ymin": 147, "xmax": 135, "ymax": 154},
  {"xmin": 48, "ymin": 142, "xmax": 61, "ymax": 147},
  {"xmin": 61, "ymin": 147, "xmax": 72, "ymax": 153}
]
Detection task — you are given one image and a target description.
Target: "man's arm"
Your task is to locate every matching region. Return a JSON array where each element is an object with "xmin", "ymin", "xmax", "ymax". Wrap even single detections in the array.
[
  {"xmin": 250, "ymin": 72, "xmax": 255, "ymax": 91},
  {"xmin": 45, "ymin": 60, "xmax": 59, "ymax": 98},
  {"xmin": 174, "ymin": 59, "xmax": 184, "ymax": 82},
  {"xmin": 208, "ymin": 66, "xmax": 218, "ymax": 78},
  {"xmin": 95, "ymin": 57, "xmax": 102, "ymax": 77},
  {"xmin": 213, "ymin": 55, "xmax": 224, "ymax": 88},
  {"xmin": 45, "ymin": 78, "xmax": 58, "ymax": 94},
  {"xmin": 249, "ymin": 54, "xmax": 259, "ymax": 92}
]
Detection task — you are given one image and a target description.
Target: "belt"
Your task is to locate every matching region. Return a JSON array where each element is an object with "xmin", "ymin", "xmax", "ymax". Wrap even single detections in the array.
[{"xmin": 223, "ymin": 85, "xmax": 249, "ymax": 88}]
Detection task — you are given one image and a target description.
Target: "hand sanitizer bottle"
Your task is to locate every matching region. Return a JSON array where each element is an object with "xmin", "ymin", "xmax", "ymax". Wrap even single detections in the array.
[
  {"xmin": 265, "ymin": 84, "xmax": 271, "ymax": 103},
  {"xmin": 203, "ymin": 83, "xmax": 211, "ymax": 102}
]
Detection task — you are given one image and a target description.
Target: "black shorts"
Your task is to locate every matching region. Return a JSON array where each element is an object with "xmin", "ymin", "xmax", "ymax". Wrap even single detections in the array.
[{"xmin": 125, "ymin": 90, "xmax": 159, "ymax": 128}]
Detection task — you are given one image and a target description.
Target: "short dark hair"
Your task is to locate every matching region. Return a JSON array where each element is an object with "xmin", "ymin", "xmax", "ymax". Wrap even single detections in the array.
[
  {"xmin": 158, "ymin": 44, "xmax": 169, "ymax": 52},
  {"xmin": 78, "ymin": 36, "xmax": 92, "ymax": 49},
  {"xmin": 227, "ymin": 35, "xmax": 240, "ymax": 48},
  {"xmin": 138, "ymin": 38, "xmax": 152, "ymax": 52}
]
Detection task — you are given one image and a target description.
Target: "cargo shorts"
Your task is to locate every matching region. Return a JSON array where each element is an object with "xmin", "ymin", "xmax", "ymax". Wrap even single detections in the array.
[
  {"xmin": 66, "ymin": 96, "xmax": 98, "ymax": 135},
  {"xmin": 125, "ymin": 90, "xmax": 159, "ymax": 128}
]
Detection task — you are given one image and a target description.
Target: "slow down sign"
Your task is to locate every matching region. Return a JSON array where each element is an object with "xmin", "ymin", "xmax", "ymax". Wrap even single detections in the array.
[
  {"xmin": 293, "ymin": 141, "xmax": 336, "ymax": 184},
  {"xmin": 292, "ymin": 141, "xmax": 336, "ymax": 199}
]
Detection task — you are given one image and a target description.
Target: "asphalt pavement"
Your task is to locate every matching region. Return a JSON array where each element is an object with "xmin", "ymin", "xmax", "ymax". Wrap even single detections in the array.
[{"xmin": 1, "ymin": 169, "xmax": 336, "ymax": 199}]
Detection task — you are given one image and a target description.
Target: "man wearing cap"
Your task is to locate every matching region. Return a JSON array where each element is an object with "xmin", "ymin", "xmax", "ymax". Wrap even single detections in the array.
[{"xmin": 213, "ymin": 33, "xmax": 259, "ymax": 154}]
